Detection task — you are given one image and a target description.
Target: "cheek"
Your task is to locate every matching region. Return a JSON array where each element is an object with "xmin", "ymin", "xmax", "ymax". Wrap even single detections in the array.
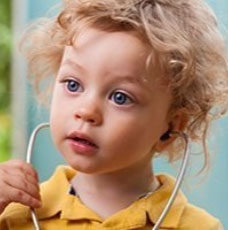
[
  {"xmin": 104, "ymin": 111, "xmax": 167, "ymax": 156},
  {"xmin": 49, "ymin": 89, "xmax": 66, "ymax": 144},
  {"xmin": 49, "ymin": 105, "xmax": 60, "ymax": 147},
  {"xmin": 50, "ymin": 85, "xmax": 69, "ymax": 124},
  {"xmin": 104, "ymin": 117, "xmax": 156, "ymax": 155},
  {"xmin": 50, "ymin": 93, "xmax": 59, "ymax": 129}
]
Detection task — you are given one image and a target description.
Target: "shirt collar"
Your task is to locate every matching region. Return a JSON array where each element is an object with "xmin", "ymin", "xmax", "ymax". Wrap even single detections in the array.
[
  {"xmin": 145, "ymin": 174, "xmax": 188, "ymax": 228},
  {"xmin": 36, "ymin": 166, "xmax": 187, "ymax": 229},
  {"xmin": 36, "ymin": 165, "xmax": 74, "ymax": 219}
]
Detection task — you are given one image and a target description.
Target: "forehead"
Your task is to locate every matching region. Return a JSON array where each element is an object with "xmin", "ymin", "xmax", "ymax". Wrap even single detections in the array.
[
  {"xmin": 61, "ymin": 27, "xmax": 166, "ymax": 90},
  {"xmin": 73, "ymin": 27, "xmax": 148, "ymax": 56},
  {"xmin": 65, "ymin": 28, "xmax": 148, "ymax": 73}
]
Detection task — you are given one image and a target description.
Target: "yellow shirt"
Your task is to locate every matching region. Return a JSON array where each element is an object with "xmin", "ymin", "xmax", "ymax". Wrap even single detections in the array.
[{"xmin": 0, "ymin": 165, "xmax": 223, "ymax": 230}]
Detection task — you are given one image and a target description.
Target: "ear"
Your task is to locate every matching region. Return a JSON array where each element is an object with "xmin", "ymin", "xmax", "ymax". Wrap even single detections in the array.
[{"xmin": 153, "ymin": 108, "xmax": 189, "ymax": 152}]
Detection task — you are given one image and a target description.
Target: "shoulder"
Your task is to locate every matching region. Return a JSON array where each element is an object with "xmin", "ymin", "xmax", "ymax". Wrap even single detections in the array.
[
  {"xmin": 178, "ymin": 203, "xmax": 223, "ymax": 230},
  {"xmin": 153, "ymin": 174, "xmax": 223, "ymax": 230}
]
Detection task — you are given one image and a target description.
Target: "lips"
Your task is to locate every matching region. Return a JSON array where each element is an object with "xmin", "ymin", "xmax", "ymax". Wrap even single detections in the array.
[{"xmin": 67, "ymin": 131, "xmax": 98, "ymax": 148}]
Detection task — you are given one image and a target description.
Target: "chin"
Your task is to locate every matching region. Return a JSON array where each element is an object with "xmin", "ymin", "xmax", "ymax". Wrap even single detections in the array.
[
  {"xmin": 67, "ymin": 160, "xmax": 120, "ymax": 175},
  {"xmin": 67, "ymin": 159, "xmax": 101, "ymax": 174}
]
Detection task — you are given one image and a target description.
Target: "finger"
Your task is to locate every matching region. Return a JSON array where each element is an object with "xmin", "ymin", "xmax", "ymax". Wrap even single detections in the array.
[
  {"xmin": 5, "ymin": 169, "xmax": 40, "ymax": 191},
  {"xmin": 3, "ymin": 174, "xmax": 41, "ymax": 201},
  {"xmin": 6, "ymin": 183, "xmax": 41, "ymax": 209},
  {"xmin": 1, "ymin": 160, "xmax": 39, "ymax": 187},
  {"xmin": 9, "ymin": 160, "xmax": 39, "ymax": 181},
  {"xmin": 1, "ymin": 160, "xmax": 40, "ymax": 191}
]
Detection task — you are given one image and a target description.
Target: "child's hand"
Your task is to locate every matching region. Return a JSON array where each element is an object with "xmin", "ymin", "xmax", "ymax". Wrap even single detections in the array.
[{"xmin": 0, "ymin": 159, "xmax": 41, "ymax": 215}]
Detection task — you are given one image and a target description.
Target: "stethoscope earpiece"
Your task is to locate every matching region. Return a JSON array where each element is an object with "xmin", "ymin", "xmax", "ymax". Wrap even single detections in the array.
[{"xmin": 160, "ymin": 129, "xmax": 171, "ymax": 141}]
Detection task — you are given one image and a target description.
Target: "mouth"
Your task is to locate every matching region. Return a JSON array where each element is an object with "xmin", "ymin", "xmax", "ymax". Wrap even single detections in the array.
[
  {"xmin": 71, "ymin": 136, "xmax": 97, "ymax": 147},
  {"xmin": 67, "ymin": 131, "xmax": 98, "ymax": 148}
]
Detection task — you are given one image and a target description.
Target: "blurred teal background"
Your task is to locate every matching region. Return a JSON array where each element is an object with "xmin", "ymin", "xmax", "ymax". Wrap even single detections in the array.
[{"xmin": 21, "ymin": 0, "xmax": 228, "ymax": 228}]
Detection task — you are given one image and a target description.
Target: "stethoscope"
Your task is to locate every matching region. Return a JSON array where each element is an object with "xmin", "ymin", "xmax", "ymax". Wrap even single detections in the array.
[{"xmin": 26, "ymin": 123, "xmax": 191, "ymax": 230}]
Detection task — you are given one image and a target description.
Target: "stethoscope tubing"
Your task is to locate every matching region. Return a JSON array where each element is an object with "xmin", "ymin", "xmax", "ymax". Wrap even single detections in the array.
[
  {"xmin": 26, "ymin": 123, "xmax": 191, "ymax": 230},
  {"xmin": 151, "ymin": 131, "xmax": 190, "ymax": 230},
  {"xmin": 26, "ymin": 123, "xmax": 50, "ymax": 230}
]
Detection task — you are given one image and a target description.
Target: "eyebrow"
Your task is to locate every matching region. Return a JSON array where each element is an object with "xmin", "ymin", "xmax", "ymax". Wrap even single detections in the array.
[
  {"xmin": 62, "ymin": 59, "xmax": 86, "ymax": 73},
  {"xmin": 62, "ymin": 59, "xmax": 147, "ymax": 86}
]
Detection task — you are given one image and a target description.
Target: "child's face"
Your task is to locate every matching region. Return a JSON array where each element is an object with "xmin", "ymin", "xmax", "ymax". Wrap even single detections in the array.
[{"xmin": 50, "ymin": 27, "xmax": 172, "ymax": 174}]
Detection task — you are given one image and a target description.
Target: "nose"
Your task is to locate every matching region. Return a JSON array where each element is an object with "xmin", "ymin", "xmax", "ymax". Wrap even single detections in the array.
[{"xmin": 74, "ymin": 97, "xmax": 103, "ymax": 126}]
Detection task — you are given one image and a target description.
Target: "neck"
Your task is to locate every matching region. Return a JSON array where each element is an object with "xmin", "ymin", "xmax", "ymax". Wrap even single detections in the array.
[
  {"xmin": 70, "ymin": 158, "xmax": 160, "ymax": 219},
  {"xmin": 71, "ymin": 159, "xmax": 159, "ymax": 201}
]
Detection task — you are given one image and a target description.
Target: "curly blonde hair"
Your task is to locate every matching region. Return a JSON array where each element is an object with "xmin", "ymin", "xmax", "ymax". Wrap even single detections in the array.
[{"xmin": 21, "ymin": 0, "xmax": 228, "ymax": 173}]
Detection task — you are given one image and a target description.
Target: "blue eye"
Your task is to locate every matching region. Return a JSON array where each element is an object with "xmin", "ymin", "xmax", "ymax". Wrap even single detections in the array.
[
  {"xmin": 66, "ymin": 80, "xmax": 80, "ymax": 92},
  {"xmin": 110, "ymin": 92, "xmax": 132, "ymax": 105}
]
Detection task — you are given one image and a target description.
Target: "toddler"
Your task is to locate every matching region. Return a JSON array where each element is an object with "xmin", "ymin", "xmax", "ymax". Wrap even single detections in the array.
[{"xmin": 0, "ymin": 0, "xmax": 227, "ymax": 229}]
